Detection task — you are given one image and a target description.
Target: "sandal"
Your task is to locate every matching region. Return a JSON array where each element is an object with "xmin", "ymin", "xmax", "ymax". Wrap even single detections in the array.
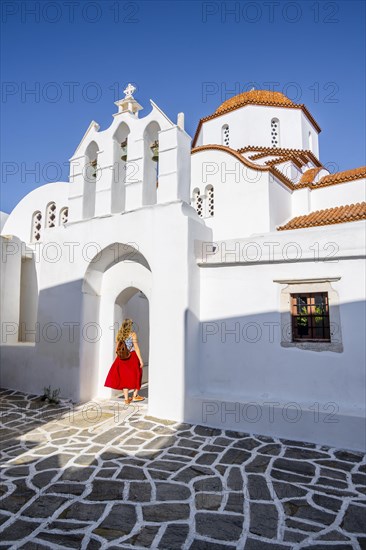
[
  {"xmin": 124, "ymin": 398, "xmax": 132, "ymax": 405},
  {"xmin": 132, "ymin": 395, "xmax": 145, "ymax": 402}
]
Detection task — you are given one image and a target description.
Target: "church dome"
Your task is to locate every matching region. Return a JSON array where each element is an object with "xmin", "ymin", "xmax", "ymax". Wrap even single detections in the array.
[{"xmin": 215, "ymin": 90, "xmax": 295, "ymax": 114}]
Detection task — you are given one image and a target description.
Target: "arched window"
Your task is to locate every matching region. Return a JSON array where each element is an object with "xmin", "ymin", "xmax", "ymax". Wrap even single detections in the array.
[
  {"xmin": 222, "ymin": 124, "xmax": 230, "ymax": 146},
  {"xmin": 59, "ymin": 207, "xmax": 69, "ymax": 225},
  {"xmin": 206, "ymin": 185, "xmax": 214, "ymax": 217},
  {"xmin": 31, "ymin": 211, "xmax": 42, "ymax": 242},
  {"xmin": 271, "ymin": 118, "xmax": 280, "ymax": 148},
  {"xmin": 46, "ymin": 202, "xmax": 56, "ymax": 228},
  {"xmin": 193, "ymin": 188, "xmax": 203, "ymax": 217}
]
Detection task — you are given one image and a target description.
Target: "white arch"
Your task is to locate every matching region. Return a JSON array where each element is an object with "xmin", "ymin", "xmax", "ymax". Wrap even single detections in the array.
[
  {"xmin": 78, "ymin": 135, "xmax": 102, "ymax": 158},
  {"xmin": 97, "ymin": 261, "xmax": 153, "ymax": 397},
  {"xmin": 112, "ymin": 121, "xmax": 131, "ymax": 144}
]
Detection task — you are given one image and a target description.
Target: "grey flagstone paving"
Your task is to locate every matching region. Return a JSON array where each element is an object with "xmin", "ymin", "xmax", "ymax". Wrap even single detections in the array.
[{"xmin": 0, "ymin": 389, "xmax": 365, "ymax": 549}]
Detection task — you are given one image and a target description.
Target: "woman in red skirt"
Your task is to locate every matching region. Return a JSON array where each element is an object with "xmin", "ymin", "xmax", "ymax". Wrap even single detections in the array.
[{"xmin": 104, "ymin": 318, "xmax": 145, "ymax": 405}]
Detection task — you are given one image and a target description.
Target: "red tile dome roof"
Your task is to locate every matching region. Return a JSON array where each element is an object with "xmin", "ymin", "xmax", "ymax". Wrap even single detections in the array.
[{"xmin": 215, "ymin": 90, "xmax": 295, "ymax": 114}]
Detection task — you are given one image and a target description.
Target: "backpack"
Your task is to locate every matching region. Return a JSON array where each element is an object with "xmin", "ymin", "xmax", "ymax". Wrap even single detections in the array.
[{"xmin": 116, "ymin": 339, "xmax": 131, "ymax": 360}]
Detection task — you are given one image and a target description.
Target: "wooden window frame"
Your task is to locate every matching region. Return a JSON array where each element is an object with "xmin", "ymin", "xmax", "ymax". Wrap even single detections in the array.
[{"xmin": 291, "ymin": 292, "xmax": 330, "ymax": 342}]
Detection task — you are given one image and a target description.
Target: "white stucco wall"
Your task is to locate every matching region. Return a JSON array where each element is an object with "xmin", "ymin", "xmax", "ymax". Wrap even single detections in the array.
[
  {"xmin": 191, "ymin": 150, "xmax": 272, "ymax": 240},
  {"xmin": 268, "ymin": 177, "xmax": 292, "ymax": 230},
  {"xmin": 1, "ymin": 236, "xmax": 22, "ymax": 344},
  {"xmin": 0, "ymin": 212, "xmax": 9, "ymax": 232},
  {"xmin": 309, "ymin": 178, "xmax": 366, "ymax": 211},
  {"xmin": 1, "ymin": 182, "xmax": 69, "ymax": 244},
  {"xmin": 187, "ymin": 222, "xmax": 366, "ymax": 450}
]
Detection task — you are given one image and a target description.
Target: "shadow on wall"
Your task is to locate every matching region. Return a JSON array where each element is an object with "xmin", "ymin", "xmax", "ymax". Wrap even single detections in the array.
[
  {"xmin": 183, "ymin": 300, "xmax": 366, "ymax": 450},
  {"xmin": 1, "ymin": 281, "xmax": 151, "ymax": 404},
  {"xmin": 1, "ymin": 279, "xmax": 84, "ymax": 402},
  {"xmin": 1, "ymin": 275, "xmax": 365, "ymax": 451},
  {"xmin": 19, "ymin": 256, "xmax": 38, "ymax": 343}
]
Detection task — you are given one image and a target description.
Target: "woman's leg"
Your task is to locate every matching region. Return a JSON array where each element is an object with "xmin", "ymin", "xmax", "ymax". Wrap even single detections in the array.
[
  {"xmin": 132, "ymin": 389, "xmax": 145, "ymax": 401},
  {"xmin": 132, "ymin": 351, "xmax": 143, "ymax": 400},
  {"xmin": 123, "ymin": 388, "xmax": 130, "ymax": 403}
]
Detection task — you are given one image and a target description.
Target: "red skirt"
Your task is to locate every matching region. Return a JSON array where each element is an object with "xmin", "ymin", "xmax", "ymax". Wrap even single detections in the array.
[{"xmin": 104, "ymin": 350, "xmax": 142, "ymax": 390}]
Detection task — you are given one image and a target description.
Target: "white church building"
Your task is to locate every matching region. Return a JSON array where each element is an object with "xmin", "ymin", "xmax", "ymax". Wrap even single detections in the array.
[{"xmin": 1, "ymin": 86, "xmax": 365, "ymax": 451}]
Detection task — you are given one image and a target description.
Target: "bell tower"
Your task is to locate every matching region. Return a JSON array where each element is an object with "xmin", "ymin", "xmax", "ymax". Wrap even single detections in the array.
[{"xmin": 114, "ymin": 83, "xmax": 143, "ymax": 118}]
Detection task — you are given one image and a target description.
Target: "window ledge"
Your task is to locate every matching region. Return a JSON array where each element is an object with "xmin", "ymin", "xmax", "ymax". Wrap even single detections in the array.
[
  {"xmin": 281, "ymin": 341, "xmax": 343, "ymax": 353},
  {"xmin": 274, "ymin": 277, "xmax": 341, "ymax": 284},
  {"xmin": 0, "ymin": 342, "xmax": 36, "ymax": 348}
]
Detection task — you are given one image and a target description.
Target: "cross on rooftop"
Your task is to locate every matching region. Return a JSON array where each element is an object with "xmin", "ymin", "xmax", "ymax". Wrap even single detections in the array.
[{"xmin": 124, "ymin": 83, "xmax": 136, "ymax": 99}]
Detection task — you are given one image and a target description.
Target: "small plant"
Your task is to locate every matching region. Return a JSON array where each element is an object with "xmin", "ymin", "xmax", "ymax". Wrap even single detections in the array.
[{"xmin": 41, "ymin": 386, "xmax": 61, "ymax": 405}]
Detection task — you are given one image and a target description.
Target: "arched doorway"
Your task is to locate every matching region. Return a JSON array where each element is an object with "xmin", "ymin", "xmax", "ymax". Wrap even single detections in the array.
[
  {"xmin": 80, "ymin": 243, "xmax": 152, "ymax": 401},
  {"xmin": 114, "ymin": 287, "xmax": 150, "ymax": 398}
]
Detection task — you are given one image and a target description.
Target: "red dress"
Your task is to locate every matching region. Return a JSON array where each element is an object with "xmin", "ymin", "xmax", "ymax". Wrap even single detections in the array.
[{"xmin": 104, "ymin": 350, "xmax": 142, "ymax": 390}]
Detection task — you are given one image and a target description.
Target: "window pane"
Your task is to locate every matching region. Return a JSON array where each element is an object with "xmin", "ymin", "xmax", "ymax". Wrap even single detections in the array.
[
  {"xmin": 291, "ymin": 292, "xmax": 330, "ymax": 342},
  {"xmin": 296, "ymin": 316, "xmax": 309, "ymax": 337},
  {"xmin": 314, "ymin": 326, "xmax": 324, "ymax": 339},
  {"xmin": 297, "ymin": 295, "xmax": 309, "ymax": 315}
]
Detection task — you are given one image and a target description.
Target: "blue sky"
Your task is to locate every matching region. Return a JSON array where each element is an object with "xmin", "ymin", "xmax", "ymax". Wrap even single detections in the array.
[{"xmin": 1, "ymin": 0, "xmax": 365, "ymax": 213}]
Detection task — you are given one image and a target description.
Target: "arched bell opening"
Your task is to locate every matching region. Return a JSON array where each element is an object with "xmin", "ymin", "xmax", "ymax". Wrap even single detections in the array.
[
  {"xmin": 83, "ymin": 141, "xmax": 99, "ymax": 218},
  {"xmin": 143, "ymin": 121, "xmax": 161, "ymax": 206},
  {"xmin": 112, "ymin": 122, "xmax": 130, "ymax": 213}
]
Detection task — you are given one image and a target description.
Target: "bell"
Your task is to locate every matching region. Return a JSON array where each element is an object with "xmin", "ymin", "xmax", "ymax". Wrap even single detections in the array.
[
  {"xmin": 150, "ymin": 140, "xmax": 159, "ymax": 162},
  {"xmin": 90, "ymin": 159, "xmax": 97, "ymax": 178},
  {"xmin": 120, "ymin": 138, "xmax": 128, "ymax": 161}
]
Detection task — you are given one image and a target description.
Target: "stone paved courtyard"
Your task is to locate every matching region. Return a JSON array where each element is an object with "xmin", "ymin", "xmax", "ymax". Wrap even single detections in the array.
[{"xmin": 0, "ymin": 389, "xmax": 365, "ymax": 549}]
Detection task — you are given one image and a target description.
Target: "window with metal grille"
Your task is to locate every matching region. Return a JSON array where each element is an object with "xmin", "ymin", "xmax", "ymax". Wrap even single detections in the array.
[
  {"xmin": 222, "ymin": 124, "xmax": 229, "ymax": 146},
  {"xmin": 193, "ymin": 188, "xmax": 203, "ymax": 217},
  {"xmin": 46, "ymin": 202, "xmax": 56, "ymax": 228},
  {"xmin": 206, "ymin": 185, "xmax": 214, "ymax": 217},
  {"xmin": 60, "ymin": 207, "xmax": 68, "ymax": 224},
  {"xmin": 291, "ymin": 293, "xmax": 330, "ymax": 341},
  {"xmin": 31, "ymin": 211, "xmax": 42, "ymax": 242},
  {"xmin": 271, "ymin": 118, "xmax": 280, "ymax": 148}
]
